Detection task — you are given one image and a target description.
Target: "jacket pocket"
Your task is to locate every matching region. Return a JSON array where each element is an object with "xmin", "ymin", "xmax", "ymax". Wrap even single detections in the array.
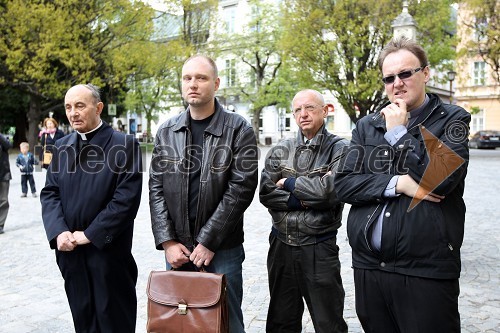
[
  {"xmin": 364, "ymin": 139, "xmax": 393, "ymax": 174},
  {"xmin": 398, "ymin": 200, "xmax": 451, "ymax": 259}
]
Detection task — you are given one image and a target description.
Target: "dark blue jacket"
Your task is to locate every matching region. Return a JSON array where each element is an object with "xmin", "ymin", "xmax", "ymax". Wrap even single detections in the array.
[
  {"xmin": 16, "ymin": 152, "xmax": 38, "ymax": 175},
  {"xmin": 335, "ymin": 93, "xmax": 471, "ymax": 279},
  {"xmin": 41, "ymin": 122, "xmax": 143, "ymax": 250}
]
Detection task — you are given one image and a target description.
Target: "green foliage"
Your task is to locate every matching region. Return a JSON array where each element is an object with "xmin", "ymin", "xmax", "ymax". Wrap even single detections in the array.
[
  {"xmin": 0, "ymin": 0, "xmax": 157, "ymax": 146},
  {"xmin": 212, "ymin": 0, "xmax": 297, "ymax": 141},
  {"xmin": 281, "ymin": 0, "xmax": 455, "ymax": 123}
]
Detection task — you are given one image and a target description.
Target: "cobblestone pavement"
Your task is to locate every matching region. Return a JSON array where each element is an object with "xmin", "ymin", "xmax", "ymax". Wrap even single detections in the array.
[{"xmin": 0, "ymin": 147, "xmax": 498, "ymax": 332}]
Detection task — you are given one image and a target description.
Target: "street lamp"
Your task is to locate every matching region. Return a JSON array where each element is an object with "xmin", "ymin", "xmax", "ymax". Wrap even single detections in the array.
[
  {"xmin": 447, "ymin": 70, "xmax": 457, "ymax": 104},
  {"xmin": 278, "ymin": 108, "xmax": 285, "ymax": 139}
]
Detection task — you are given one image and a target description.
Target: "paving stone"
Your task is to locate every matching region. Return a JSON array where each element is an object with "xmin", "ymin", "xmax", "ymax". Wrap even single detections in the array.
[{"xmin": 0, "ymin": 148, "xmax": 498, "ymax": 332}]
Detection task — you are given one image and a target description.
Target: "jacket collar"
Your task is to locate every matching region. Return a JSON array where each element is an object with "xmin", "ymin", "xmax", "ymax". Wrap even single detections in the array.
[
  {"xmin": 369, "ymin": 93, "xmax": 445, "ymax": 130},
  {"xmin": 172, "ymin": 99, "xmax": 225, "ymax": 137},
  {"xmin": 296, "ymin": 124, "xmax": 326, "ymax": 147}
]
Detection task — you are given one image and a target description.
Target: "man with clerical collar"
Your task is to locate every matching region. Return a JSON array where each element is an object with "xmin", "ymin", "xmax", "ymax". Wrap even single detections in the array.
[
  {"xmin": 41, "ymin": 84, "xmax": 143, "ymax": 332},
  {"xmin": 335, "ymin": 37, "xmax": 471, "ymax": 332}
]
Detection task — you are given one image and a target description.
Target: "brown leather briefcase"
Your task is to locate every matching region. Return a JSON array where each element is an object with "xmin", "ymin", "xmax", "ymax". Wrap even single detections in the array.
[{"xmin": 146, "ymin": 270, "xmax": 228, "ymax": 333}]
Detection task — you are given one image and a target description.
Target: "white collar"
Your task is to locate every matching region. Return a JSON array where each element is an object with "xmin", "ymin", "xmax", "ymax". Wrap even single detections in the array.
[{"xmin": 77, "ymin": 120, "xmax": 103, "ymax": 140}]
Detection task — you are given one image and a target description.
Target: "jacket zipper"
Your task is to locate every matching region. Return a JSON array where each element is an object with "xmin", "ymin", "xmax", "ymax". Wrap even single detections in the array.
[
  {"xmin": 185, "ymin": 127, "xmax": 194, "ymax": 248},
  {"xmin": 193, "ymin": 132, "xmax": 207, "ymax": 246},
  {"xmin": 364, "ymin": 204, "xmax": 381, "ymax": 252}
]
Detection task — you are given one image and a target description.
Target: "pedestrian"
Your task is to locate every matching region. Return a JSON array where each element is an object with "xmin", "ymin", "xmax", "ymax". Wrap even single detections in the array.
[
  {"xmin": 0, "ymin": 133, "xmax": 12, "ymax": 234},
  {"xmin": 259, "ymin": 89, "xmax": 349, "ymax": 333},
  {"xmin": 334, "ymin": 37, "xmax": 471, "ymax": 333},
  {"xmin": 40, "ymin": 84, "xmax": 143, "ymax": 332},
  {"xmin": 149, "ymin": 55, "xmax": 258, "ymax": 332},
  {"xmin": 16, "ymin": 142, "xmax": 38, "ymax": 198},
  {"xmin": 39, "ymin": 117, "xmax": 65, "ymax": 168}
]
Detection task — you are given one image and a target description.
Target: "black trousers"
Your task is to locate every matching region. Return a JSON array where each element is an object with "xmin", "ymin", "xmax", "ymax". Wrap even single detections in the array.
[
  {"xmin": 266, "ymin": 234, "xmax": 347, "ymax": 333},
  {"xmin": 21, "ymin": 174, "xmax": 36, "ymax": 194},
  {"xmin": 56, "ymin": 244, "xmax": 138, "ymax": 333},
  {"xmin": 354, "ymin": 268, "xmax": 460, "ymax": 333}
]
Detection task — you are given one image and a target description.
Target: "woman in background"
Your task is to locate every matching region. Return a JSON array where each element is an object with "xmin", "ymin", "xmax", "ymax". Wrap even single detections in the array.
[{"xmin": 39, "ymin": 117, "xmax": 65, "ymax": 169}]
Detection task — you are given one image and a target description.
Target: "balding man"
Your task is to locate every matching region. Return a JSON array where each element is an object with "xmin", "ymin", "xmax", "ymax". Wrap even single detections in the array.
[
  {"xmin": 41, "ymin": 84, "xmax": 143, "ymax": 332},
  {"xmin": 260, "ymin": 89, "xmax": 349, "ymax": 332},
  {"xmin": 149, "ymin": 55, "xmax": 258, "ymax": 332}
]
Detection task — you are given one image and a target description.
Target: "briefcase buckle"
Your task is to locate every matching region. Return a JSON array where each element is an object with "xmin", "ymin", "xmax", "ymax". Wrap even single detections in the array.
[{"xmin": 178, "ymin": 303, "xmax": 188, "ymax": 315}]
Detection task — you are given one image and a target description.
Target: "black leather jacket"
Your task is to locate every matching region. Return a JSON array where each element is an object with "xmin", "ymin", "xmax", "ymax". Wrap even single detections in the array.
[
  {"xmin": 335, "ymin": 93, "xmax": 471, "ymax": 279},
  {"xmin": 259, "ymin": 126, "xmax": 349, "ymax": 246},
  {"xmin": 149, "ymin": 100, "xmax": 258, "ymax": 252}
]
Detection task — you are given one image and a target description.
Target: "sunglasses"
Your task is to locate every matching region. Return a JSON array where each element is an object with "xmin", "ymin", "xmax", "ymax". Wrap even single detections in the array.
[{"xmin": 382, "ymin": 66, "xmax": 424, "ymax": 85}]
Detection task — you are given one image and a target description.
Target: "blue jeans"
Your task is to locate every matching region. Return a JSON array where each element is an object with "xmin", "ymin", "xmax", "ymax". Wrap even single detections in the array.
[
  {"xmin": 166, "ymin": 244, "xmax": 246, "ymax": 333},
  {"xmin": 21, "ymin": 174, "xmax": 36, "ymax": 194}
]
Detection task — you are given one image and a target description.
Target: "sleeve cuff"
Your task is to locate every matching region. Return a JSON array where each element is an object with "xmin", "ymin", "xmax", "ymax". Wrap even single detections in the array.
[
  {"xmin": 384, "ymin": 125, "xmax": 407, "ymax": 146},
  {"xmin": 283, "ymin": 177, "xmax": 296, "ymax": 192},
  {"xmin": 383, "ymin": 176, "xmax": 400, "ymax": 197},
  {"xmin": 287, "ymin": 193, "xmax": 305, "ymax": 210}
]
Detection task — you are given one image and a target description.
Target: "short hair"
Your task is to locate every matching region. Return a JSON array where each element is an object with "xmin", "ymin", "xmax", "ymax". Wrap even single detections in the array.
[
  {"xmin": 378, "ymin": 37, "xmax": 429, "ymax": 71},
  {"xmin": 82, "ymin": 84, "xmax": 102, "ymax": 103},
  {"xmin": 20, "ymin": 142, "xmax": 29, "ymax": 149},
  {"xmin": 43, "ymin": 117, "xmax": 59, "ymax": 128},
  {"xmin": 183, "ymin": 55, "xmax": 218, "ymax": 78}
]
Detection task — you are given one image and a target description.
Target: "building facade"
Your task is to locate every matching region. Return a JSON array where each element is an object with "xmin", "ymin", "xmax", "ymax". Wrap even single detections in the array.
[{"xmin": 455, "ymin": 3, "xmax": 500, "ymax": 134}]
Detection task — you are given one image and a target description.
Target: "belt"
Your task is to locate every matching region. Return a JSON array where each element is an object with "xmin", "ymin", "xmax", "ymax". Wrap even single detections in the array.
[{"xmin": 271, "ymin": 227, "xmax": 337, "ymax": 246}]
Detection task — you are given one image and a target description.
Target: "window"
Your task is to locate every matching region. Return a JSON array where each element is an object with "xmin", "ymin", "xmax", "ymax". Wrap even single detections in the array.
[
  {"xmin": 470, "ymin": 109, "xmax": 484, "ymax": 134},
  {"xmin": 473, "ymin": 17, "xmax": 488, "ymax": 42},
  {"xmin": 224, "ymin": 5, "xmax": 236, "ymax": 34},
  {"xmin": 249, "ymin": 6, "xmax": 261, "ymax": 33},
  {"xmin": 473, "ymin": 62, "xmax": 486, "ymax": 86},
  {"xmin": 248, "ymin": 70, "xmax": 256, "ymax": 88},
  {"xmin": 225, "ymin": 59, "xmax": 236, "ymax": 87}
]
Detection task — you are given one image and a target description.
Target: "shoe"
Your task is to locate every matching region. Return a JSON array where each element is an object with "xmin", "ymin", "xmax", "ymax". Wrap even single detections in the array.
[
  {"xmin": 32, "ymin": 193, "xmax": 37, "ymax": 197},
  {"xmin": 20, "ymin": 193, "xmax": 27, "ymax": 198}
]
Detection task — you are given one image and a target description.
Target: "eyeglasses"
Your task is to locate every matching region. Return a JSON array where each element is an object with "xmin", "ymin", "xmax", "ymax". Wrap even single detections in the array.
[
  {"xmin": 381, "ymin": 66, "xmax": 425, "ymax": 85},
  {"xmin": 293, "ymin": 104, "xmax": 323, "ymax": 115}
]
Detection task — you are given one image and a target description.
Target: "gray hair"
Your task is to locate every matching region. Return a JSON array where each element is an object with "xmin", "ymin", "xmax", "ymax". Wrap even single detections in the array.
[{"xmin": 82, "ymin": 84, "xmax": 102, "ymax": 103}]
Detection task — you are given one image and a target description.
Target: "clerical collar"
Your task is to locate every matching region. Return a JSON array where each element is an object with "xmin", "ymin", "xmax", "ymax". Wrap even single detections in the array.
[
  {"xmin": 407, "ymin": 94, "xmax": 429, "ymax": 120},
  {"xmin": 77, "ymin": 120, "xmax": 103, "ymax": 141}
]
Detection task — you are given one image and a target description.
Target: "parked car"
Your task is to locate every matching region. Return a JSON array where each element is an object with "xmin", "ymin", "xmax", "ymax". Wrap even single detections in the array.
[{"xmin": 469, "ymin": 130, "xmax": 500, "ymax": 149}]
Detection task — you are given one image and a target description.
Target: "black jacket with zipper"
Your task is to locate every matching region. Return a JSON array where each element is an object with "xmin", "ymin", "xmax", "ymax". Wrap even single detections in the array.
[
  {"xmin": 149, "ymin": 99, "xmax": 258, "ymax": 252},
  {"xmin": 334, "ymin": 93, "xmax": 471, "ymax": 279}
]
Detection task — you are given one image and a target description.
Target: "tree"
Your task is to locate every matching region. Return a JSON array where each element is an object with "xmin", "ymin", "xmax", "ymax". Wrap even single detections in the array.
[
  {"xmin": 213, "ymin": 0, "xmax": 297, "ymax": 143},
  {"xmin": 458, "ymin": 0, "xmax": 500, "ymax": 85},
  {"xmin": 281, "ymin": 0, "xmax": 456, "ymax": 124},
  {"xmin": 124, "ymin": 41, "xmax": 183, "ymax": 140},
  {"xmin": 0, "ymin": 0, "xmax": 156, "ymax": 149},
  {"xmin": 0, "ymin": 87, "xmax": 29, "ymax": 147},
  {"xmin": 143, "ymin": 0, "xmax": 220, "ymax": 112}
]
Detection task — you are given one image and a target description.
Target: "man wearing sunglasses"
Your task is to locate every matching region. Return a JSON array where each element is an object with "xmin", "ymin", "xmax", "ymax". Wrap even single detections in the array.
[{"xmin": 335, "ymin": 37, "xmax": 471, "ymax": 332}]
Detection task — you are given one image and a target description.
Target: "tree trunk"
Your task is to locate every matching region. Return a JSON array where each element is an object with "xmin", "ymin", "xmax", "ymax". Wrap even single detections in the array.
[
  {"xmin": 27, "ymin": 94, "xmax": 42, "ymax": 155},
  {"xmin": 251, "ymin": 106, "xmax": 263, "ymax": 145},
  {"xmin": 13, "ymin": 113, "xmax": 27, "ymax": 148}
]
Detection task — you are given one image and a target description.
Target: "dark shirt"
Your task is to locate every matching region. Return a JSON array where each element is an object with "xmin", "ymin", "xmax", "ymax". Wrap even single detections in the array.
[{"xmin": 188, "ymin": 114, "xmax": 213, "ymax": 236}]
